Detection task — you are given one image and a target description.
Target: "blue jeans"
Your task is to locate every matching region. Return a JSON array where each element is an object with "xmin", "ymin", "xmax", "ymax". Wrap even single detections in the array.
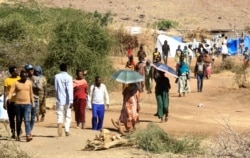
[
  {"xmin": 92, "ymin": 104, "xmax": 105, "ymax": 130},
  {"xmin": 15, "ymin": 104, "xmax": 32, "ymax": 137},
  {"xmin": 197, "ymin": 73, "xmax": 204, "ymax": 92},
  {"xmin": 30, "ymin": 100, "xmax": 38, "ymax": 132}
]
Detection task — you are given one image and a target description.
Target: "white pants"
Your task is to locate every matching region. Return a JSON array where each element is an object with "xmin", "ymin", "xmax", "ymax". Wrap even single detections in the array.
[{"xmin": 56, "ymin": 105, "xmax": 71, "ymax": 132}]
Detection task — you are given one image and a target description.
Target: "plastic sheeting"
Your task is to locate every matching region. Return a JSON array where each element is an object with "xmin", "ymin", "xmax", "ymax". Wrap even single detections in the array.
[
  {"xmin": 0, "ymin": 95, "xmax": 8, "ymax": 120},
  {"xmin": 227, "ymin": 36, "xmax": 250, "ymax": 55},
  {"xmin": 155, "ymin": 34, "xmax": 189, "ymax": 58}
]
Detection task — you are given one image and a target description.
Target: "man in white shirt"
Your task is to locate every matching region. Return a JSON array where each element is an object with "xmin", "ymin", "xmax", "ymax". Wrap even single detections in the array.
[
  {"xmin": 221, "ymin": 42, "xmax": 228, "ymax": 62},
  {"xmin": 54, "ymin": 63, "xmax": 73, "ymax": 136},
  {"xmin": 89, "ymin": 76, "xmax": 109, "ymax": 130}
]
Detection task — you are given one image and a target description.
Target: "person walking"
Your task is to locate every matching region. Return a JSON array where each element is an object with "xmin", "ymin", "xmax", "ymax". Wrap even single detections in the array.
[
  {"xmin": 137, "ymin": 45, "xmax": 147, "ymax": 62},
  {"xmin": 221, "ymin": 42, "xmax": 228, "ymax": 62},
  {"xmin": 187, "ymin": 44, "xmax": 194, "ymax": 66},
  {"xmin": 243, "ymin": 47, "xmax": 250, "ymax": 66},
  {"xmin": 194, "ymin": 56, "xmax": 206, "ymax": 92},
  {"xmin": 125, "ymin": 56, "xmax": 136, "ymax": 70},
  {"xmin": 135, "ymin": 58, "xmax": 146, "ymax": 92},
  {"xmin": 175, "ymin": 45, "xmax": 182, "ymax": 63},
  {"xmin": 182, "ymin": 46, "xmax": 189, "ymax": 64},
  {"xmin": 25, "ymin": 64, "xmax": 40, "ymax": 135},
  {"xmin": 162, "ymin": 40, "xmax": 170, "ymax": 65},
  {"xmin": 89, "ymin": 76, "xmax": 109, "ymax": 130},
  {"xmin": 73, "ymin": 70, "xmax": 88, "ymax": 129},
  {"xmin": 54, "ymin": 63, "xmax": 73, "ymax": 137},
  {"xmin": 8, "ymin": 70, "xmax": 34, "ymax": 142},
  {"xmin": 127, "ymin": 44, "xmax": 133, "ymax": 61},
  {"xmin": 176, "ymin": 55, "xmax": 191, "ymax": 97},
  {"xmin": 239, "ymin": 32, "xmax": 245, "ymax": 55},
  {"xmin": 3, "ymin": 66, "xmax": 20, "ymax": 139},
  {"xmin": 33, "ymin": 66, "xmax": 47, "ymax": 122},
  {"xmin": 119, "ymin": 83, "xmax": 140, "ymax": 132},
  {"xmin": 155, "ymin": 70, "xmax": 171, "ymax": 122},
  {"xmin": 144, "ymin": 59, "xmax": 153, "ymax": 94},
  {"xmin": 152, "ymin": 48, "xmax": 161, "ymax": 63}
]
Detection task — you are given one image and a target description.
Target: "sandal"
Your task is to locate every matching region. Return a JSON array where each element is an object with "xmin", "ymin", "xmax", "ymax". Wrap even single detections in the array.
[
  {"xmin": 165, "ymin": 116, "xmax": 168, "ymax": 122},
  {"xmin": 40, "ymin": 115, "xmax": 45, "ymax": 122}
]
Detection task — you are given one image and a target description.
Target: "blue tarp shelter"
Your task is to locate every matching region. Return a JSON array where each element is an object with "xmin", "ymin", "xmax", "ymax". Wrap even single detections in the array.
[
  {"xmin": 227, "ymin": 35, "xmax": 250, "ymax": 55},
  {"xmin": 172, "ymin": 36, "xmax": 183, "ymax": 42}
]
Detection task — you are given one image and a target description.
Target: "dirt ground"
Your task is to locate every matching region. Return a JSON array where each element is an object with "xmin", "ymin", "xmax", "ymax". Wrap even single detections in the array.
[
  {"xmin": 1, "ymin": 56, "xmax": 250, "ymax": 158},
  {"xmin": 37, "ymin": 0, "xmax": 250, "ymax": 30},
  {"xmin": 1, "ymin": 1, "xmax": 250, "ymax": 157}
]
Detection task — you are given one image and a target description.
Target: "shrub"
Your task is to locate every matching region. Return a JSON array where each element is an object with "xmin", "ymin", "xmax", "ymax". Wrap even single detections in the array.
[
  {"xmin": 155, "ymin": 20, "xmax": 178, "ymax": 30},
  {"xmin": 212, "ymin": 57, "xmax": 242, "ymax": 74},
  {"xmin": 210, "ymin": 122, "xmax": 250, "ymax": 157},
  {"xmin": 129, "ymin": 123, "xmax": 204, "ymax": 155},
  {"xmin": 92, "ymin": 11, "xmax": 113, "ymax": 27},
  {"xmin": 110, "ymin": 28, "xmax": 139, "ymax": 56},
  {"xmin": 44, "ymin": 15, "xmax": 114, "ymax": 83},
  {"xmin": 0, "ymin": 1, "xmax": 116, "ymax": 87}
]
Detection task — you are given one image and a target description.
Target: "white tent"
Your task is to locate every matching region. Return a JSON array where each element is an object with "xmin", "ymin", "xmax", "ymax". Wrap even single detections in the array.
[
  {"xmin": 155, "ymin": 34, "xmax": 190, "ymax": 58},
  {"xmin": 0, "ymin": 95, "xmax": 8, "ymax": 121}
]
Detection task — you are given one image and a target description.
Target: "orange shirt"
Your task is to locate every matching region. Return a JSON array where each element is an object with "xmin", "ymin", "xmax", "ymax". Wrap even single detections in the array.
[{"xmin": 8, "ymin": 80, "xmax": 34, "ymax": 105}]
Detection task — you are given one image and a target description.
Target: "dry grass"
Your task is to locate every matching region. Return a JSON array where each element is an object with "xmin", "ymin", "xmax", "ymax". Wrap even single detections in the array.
[
  {"xmin": 0, "ymin": 122, "xmax": 31, "ymax": 158},
  {"xmin": 183, "ymin": 28, "xmax": 212, "ymax": 42},
  {"xmin": 210, "ymin": 121, "xmax": 250, "ymax": 157}
]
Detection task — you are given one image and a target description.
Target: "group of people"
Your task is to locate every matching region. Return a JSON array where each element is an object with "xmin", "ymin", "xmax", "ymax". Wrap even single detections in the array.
[
  {"xmin": 53, "ymin": 63, "xmax": 110, "ymax": 137},
  {"xmin": 123, "ymin": 39, "xmax": 216, "ymax": 126},
  {"xmin": 123, "ymin": 43, "xmax": 172, "ymax": 127},
  {"xmin": 3, "ymin": 65, "xmax": 47, "ymax": 142},
  {"xmin": 3, "ymin": 63, "xmax": 111, "ymax": 141},
  {"xmin": 4, "ymin": 32, "xmax": 248, "ymax": 141}
]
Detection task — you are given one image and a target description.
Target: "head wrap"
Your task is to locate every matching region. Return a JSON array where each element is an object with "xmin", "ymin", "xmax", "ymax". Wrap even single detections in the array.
[
  {"xmin": 34, "ymin": 65, "xmax": 42, "ymax": 76},
  {"xmin": 24, "ymin": 64, "xmax": 33, "ymax": 70}
]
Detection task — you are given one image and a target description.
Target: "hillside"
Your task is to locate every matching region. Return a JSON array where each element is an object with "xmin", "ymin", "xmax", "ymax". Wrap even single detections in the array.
[{"xmin": 38, "ymin": 0, "xmax": 250, "ymax": 31}]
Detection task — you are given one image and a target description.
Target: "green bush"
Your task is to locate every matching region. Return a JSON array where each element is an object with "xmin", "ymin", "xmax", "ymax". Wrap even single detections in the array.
[
  {"xmin": 44, "ymin": 17, "xmax": 114, "ymax": 83},
  {"xmin": 0, "ymin": 1, "xmax": 116, "ymax": 86},
  {"xmin": 130, "ymin": 123, "xmax": 204, "ymax": 155},
  {"xmin": 155, "ymin": 20, "xmax": 178, "ymax": 30}
]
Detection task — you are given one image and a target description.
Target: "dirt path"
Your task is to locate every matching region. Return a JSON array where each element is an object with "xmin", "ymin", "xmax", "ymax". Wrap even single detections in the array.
[{"xmin": 1, "ymin": 57, "xmax": 250, "ymax": 158}]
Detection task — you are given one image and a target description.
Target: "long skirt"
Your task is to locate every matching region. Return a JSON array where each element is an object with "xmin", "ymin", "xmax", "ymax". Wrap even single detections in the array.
[
  {"xmin": 145, "ymin": 77, "xmax": 152, "ymax": 92},
  {"xmin": 73, "ymin": 99, "xmax": 86, "ymax": 125},
  {"xmin": 205, "ymin": 66, "xmax": 212, "ymax": 78},
  {"xmin": 178, "ymin": 75, "xmax": 191, "ymax": 93},
  {"xmin": 119, "ymin": 102, "xmax": 139, "ymax": 131}
]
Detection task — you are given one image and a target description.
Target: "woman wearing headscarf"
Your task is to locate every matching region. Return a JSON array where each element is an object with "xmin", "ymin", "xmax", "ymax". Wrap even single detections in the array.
[
  {"xmin": 176, "ymin": 55, "xmax": 191, "ymax": 97},
  {"xmin": 144, "ymin": 59, "xmax": 153, "ymax": 94},
  {"xmin": 155, "ymin": 70, "xmax": 171, "ymax": 122},
  {"xmin": 33, "ymin": 66, "xmax": 47, "ymax": 122},
  {"xmin": 119, "ymin": 83, "xmax": 140, "ymax": 132}
]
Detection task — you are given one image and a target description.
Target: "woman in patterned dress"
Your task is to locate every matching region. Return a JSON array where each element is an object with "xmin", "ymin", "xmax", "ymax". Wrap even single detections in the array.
[{"xmin": 119, "ymin": 83, "xmax": 140, "ymax": 132}]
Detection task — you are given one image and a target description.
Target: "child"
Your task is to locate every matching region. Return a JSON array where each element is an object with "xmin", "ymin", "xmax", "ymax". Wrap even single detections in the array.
[{"xmin": 125, "ymin": 55, "xmax": 136, "ymax": 70}]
